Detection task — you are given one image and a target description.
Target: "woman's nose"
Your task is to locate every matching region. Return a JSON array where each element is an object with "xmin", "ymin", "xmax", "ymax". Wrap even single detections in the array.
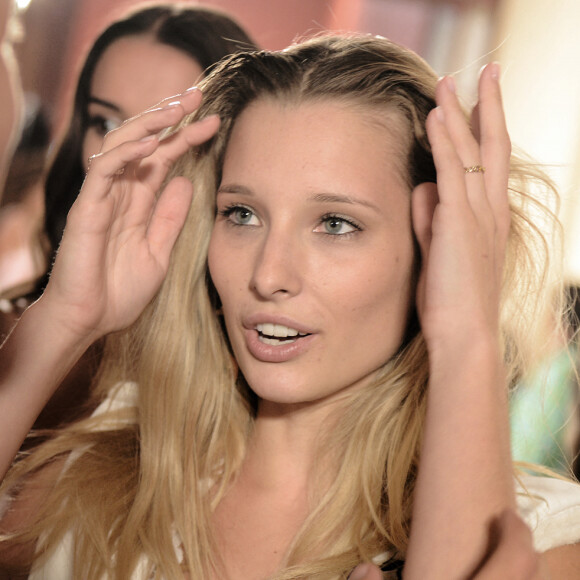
[{"xmin": 249, "ymin": 230, "xmax": 303, "ymax": 299}]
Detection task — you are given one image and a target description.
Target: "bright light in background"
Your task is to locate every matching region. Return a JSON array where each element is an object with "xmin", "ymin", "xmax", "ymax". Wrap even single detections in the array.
[
  {"xmin": 15, "ymin": 0, "xmax": 33, "ymax": 11},
  {"xmin": 497, "ymin": 0, "xmax": 580, "ymax": 283}
]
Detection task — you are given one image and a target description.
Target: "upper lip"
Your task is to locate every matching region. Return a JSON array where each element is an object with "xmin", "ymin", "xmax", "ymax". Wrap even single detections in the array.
[{"xmin": 243, "ymin": 313, "xmax": 315, "ymax": 336}]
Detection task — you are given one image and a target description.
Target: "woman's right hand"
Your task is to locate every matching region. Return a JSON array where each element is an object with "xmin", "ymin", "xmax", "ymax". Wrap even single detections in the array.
[
  {"xmin": 348, "ymin": 511, "xmax": 539, "ymax": 580},
  {"xmin": 42, "ymin": 88, "xmax": 219, "ymax": 344},
  {"xmin": 469, "ymin": 510, "xmax": 541, "ymax": 580}
]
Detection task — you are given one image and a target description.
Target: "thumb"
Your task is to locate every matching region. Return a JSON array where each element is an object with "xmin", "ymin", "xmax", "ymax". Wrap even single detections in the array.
[
  {"xmin": 471, "ymin": 510, "xmax": 540, "ymax": 580},
  {"xmin": 349, "ymin": 562, "xmax": 383, "ymax": 580}
]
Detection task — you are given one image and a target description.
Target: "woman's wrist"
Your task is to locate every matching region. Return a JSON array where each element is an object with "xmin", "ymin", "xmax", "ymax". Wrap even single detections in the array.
[
  {"xmin": 3, "ymin": 295, "xmax": 98, "ymax": 380},
  {"xmin": 426, "ymin": 327, "xmax": 503, "ymax": 380},
  {"xmin": 32, "ymin": 289, "xmax": 105, "ymax": 350}
]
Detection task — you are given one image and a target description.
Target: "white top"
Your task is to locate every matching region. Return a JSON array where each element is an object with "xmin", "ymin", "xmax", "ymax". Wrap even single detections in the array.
[
  {"xmin": 26, "ymin": 478, "xmax": 580, "ymax": 578},
  {"xmin": 516, "ymin": 474, "xmax": 580, "ymax": 552},
  {"xmin": 20, "ymin": 384, "xmax": 580, "ymax": 577}
]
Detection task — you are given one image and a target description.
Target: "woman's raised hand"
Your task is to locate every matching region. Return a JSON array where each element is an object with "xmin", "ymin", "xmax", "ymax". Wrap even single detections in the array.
[
  {"xmin": 42, "ymin": 88, "xmax": 219, "ymax": 344},
  {"xmin": 405, "ymin": 64, "xmax": 516, "ymax": 579},
  {"xmin": 412, "ymin": 63, "xmax": 511, "ymax": 349}
]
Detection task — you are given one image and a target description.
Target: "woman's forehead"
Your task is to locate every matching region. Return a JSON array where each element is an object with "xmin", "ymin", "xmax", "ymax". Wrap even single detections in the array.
[{"xmin": 223, "ymin": 96, "xmax": 411, "ymax": 180}]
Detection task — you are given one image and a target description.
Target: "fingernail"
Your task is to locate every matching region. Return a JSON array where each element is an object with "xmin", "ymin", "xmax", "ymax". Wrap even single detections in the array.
[
  {"xmin": 164, "ymin": 100, "xmax": 181, "ymax": 109},
  {"xmin": 489, "ymin": 61, "xmax": 500, "ymax": 81},
  {"xmin": 184, "ymin": 86, "xmax": 199, "ymax": 94},
  {"xmin": 435, "ymin": 106, "xmax": 445, "ymax": 122},
  {"xmin": 349, "ymin": 563, "xmax": 370, "ymax": 580},
  {"xmin": 139, "ymin": 134, "xmax": 156, "ymax": 143},
  {"xmin": 444, "ymin": 75, "xmax": 456, "ymax": 93}
]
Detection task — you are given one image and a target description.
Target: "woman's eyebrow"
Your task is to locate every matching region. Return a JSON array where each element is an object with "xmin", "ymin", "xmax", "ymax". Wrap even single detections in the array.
[
  {"xmin": 311, "ymin": 193, "xmax": 380, "ymax": 213},
  {"xmin": 88, "ymin": 96, "xmax": 122, "ymax": 114},
  {"xmin": 217, "ymin": 183, "xmax": 253, "ymax": 196},
  {"xmin": 216, "ymin": 187, "xmax": 381, "ymax": 214}
]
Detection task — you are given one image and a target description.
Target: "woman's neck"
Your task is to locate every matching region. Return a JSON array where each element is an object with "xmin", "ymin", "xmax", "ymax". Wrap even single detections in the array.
[
  {"xmin": 210, "ymin": 399, "xmax": 341, "ymax": 580},
  {"xmin": 248, "ymin": 398, "xmax": 337, "ymax": 488}
]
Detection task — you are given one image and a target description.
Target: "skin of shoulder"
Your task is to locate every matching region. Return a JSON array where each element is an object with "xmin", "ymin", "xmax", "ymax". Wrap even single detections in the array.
[{"xmin": 541, "ymin": 542, "xmax": 580, "ymax": 578}]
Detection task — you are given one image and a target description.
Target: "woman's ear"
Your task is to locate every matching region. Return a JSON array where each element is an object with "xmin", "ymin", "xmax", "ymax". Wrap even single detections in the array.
[{"xmin": 411, "ymin": 182, "xmax": 439, "ymax": 261}]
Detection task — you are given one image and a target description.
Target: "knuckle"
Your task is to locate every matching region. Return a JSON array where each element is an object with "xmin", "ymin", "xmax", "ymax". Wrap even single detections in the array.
[{"xmin": 86, "ymin": 152, "xmax": 102, "ymax": 171}]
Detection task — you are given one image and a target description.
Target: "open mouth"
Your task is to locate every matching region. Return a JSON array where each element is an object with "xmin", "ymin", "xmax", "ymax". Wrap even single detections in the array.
[{"xmin": 256, "ymin": 323, "xmax": 310, "ymax": 346}]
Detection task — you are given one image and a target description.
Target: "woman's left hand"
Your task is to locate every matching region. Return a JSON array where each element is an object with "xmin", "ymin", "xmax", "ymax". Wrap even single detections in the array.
[
  {"xmin": 405, "ymin": 64, "xmax": 516, "ymax": 580},
  {"xmin": 412, "ymin": 63, "xmax": 511, "ymax": 352}
]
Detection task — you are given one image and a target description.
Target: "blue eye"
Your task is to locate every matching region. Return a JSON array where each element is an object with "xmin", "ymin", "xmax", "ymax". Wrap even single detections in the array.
[
  {"xmin": 219, "ymin": 204, "xmax": 259, "ymax": 226},
  {"xmin": 317, "ymin": 214, "xmax": 361, "ymax": 236}
]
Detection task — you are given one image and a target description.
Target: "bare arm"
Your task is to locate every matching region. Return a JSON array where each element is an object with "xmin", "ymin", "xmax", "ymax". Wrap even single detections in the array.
[
  {"xmin": 355, "ymin": 509, "xmax": 580, "ymax": 580},
  {"xmin": 0, "ymin": 88, "xmax": 219, "ymax": 481}
]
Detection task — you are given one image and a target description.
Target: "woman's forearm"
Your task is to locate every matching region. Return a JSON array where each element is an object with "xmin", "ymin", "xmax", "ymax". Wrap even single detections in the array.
[
  {"xmin": 405, "ymin": 335, "xmax": 514, "ymax": 580},
  {"xmin": 0, "ymin": 297, "xmax": 94, "ymax": 480}
]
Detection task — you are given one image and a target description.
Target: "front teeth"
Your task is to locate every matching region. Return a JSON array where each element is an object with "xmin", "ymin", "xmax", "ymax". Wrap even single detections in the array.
[{"xmin": 256, "ymin": 323, "xmax": 307, "ymax": 345}]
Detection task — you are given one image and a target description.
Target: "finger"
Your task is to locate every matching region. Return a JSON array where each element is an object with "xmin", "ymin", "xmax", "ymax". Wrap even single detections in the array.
[
  {"xmin": 436, "ymin": 76, "xmax": 482, "ymax": 169},
  {"xmin": 348, "ymin": 562, "xmax": 383, "ymax": 580},
  {"xmin": 146, "ymin": 114, "xmax": 220, "ymax": 171},
  {"xmin": 129, "ymin": 114, "xmax": 219, "ymax": 194},
  {"xmin": 142, "ymin": 84, "xmax": 201, "ymax": 113},
  {"xmin": 425, "ymin": 106, "xmax": 470, "ymax": 212},
  {"xmin": 435, "ymin": 77, "xmax": 489, "ymax": 216},
  {"xmin": 101, "ymin": 87, "xmax": 204, "ymax": 151},
  {"xmin": 81, "ymin": 135, "xmax": 160, "ymax": 201},
  {"xmin": 86, "ymin": 115, "xmax": 219, "ymax": 201},
  {"xmin": 473, "ymin": 510, "xmax": 539, "ymax": 580},
  {"xmin": 146, "ymin": 176, "xmax": 194, "ymax": 269},
  {"xmin": 474, "ymin": 63, "xmax": 511, "ymax": 241}
]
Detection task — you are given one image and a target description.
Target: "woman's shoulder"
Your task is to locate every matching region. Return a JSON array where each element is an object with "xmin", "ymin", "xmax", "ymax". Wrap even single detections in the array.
[{"xmin": 517, "ymin": 473, "xmax": 580, "ymax": 553}]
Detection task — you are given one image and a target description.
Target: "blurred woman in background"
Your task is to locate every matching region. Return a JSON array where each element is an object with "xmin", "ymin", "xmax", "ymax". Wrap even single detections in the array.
[{"xmin": 0, "ymin": 2, "xmax": 257, "ymax": 433}]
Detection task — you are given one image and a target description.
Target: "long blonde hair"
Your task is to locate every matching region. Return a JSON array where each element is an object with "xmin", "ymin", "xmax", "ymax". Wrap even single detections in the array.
[{"xmin": 1, "ymin": 34, "xmax": 562, "ymax": 579}]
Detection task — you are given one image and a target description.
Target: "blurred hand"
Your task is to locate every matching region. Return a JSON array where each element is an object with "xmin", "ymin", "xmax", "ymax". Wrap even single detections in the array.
[
  {"xmin": 349, "ymin": 562, "xmax": 384, "ymax": 580},
  {"xmin": 470, "ymin": 510, "xmax": 541, "ymax": 580}
]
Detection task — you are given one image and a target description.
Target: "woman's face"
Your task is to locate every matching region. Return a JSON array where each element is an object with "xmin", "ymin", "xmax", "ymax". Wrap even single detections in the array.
[
  {"xmin": 208, "ymin": 98, "xmax": 416, "ymax": 410},
  {"xmin": 81, "ymin": 34, "xmax": 203, "ymax": 168}
]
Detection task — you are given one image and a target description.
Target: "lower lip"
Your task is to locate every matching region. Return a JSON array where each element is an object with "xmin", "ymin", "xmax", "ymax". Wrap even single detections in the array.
[{"xmin": 244, "ymin": 328, "xmax": 316, "ymax": 363}]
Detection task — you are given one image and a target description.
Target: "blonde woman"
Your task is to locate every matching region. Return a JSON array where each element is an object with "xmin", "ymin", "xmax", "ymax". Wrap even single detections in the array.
[{"xmin": 2, "ymin": 34, "xmax": 580, "ymax": 579}]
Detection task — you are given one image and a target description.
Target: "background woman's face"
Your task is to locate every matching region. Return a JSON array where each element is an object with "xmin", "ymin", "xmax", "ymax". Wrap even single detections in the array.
[
  {"xmin": 209, "ymin": 97, "xmax": 416, "ymax": 411},
  {"xmin": 81, "ymin": 34, "xmax": 204, "ymax": 168}
]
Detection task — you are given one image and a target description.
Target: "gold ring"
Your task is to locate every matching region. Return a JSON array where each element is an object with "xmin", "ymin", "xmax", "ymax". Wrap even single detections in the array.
[{"xmin": 464, "ymin": 165, "xmax": 485, "ymax": 174}]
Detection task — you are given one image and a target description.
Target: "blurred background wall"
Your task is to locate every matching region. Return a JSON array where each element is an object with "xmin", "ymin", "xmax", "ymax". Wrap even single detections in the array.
[{"xmin": 13, "ymin": 0, "xmax": 580, "ymax": 281}]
